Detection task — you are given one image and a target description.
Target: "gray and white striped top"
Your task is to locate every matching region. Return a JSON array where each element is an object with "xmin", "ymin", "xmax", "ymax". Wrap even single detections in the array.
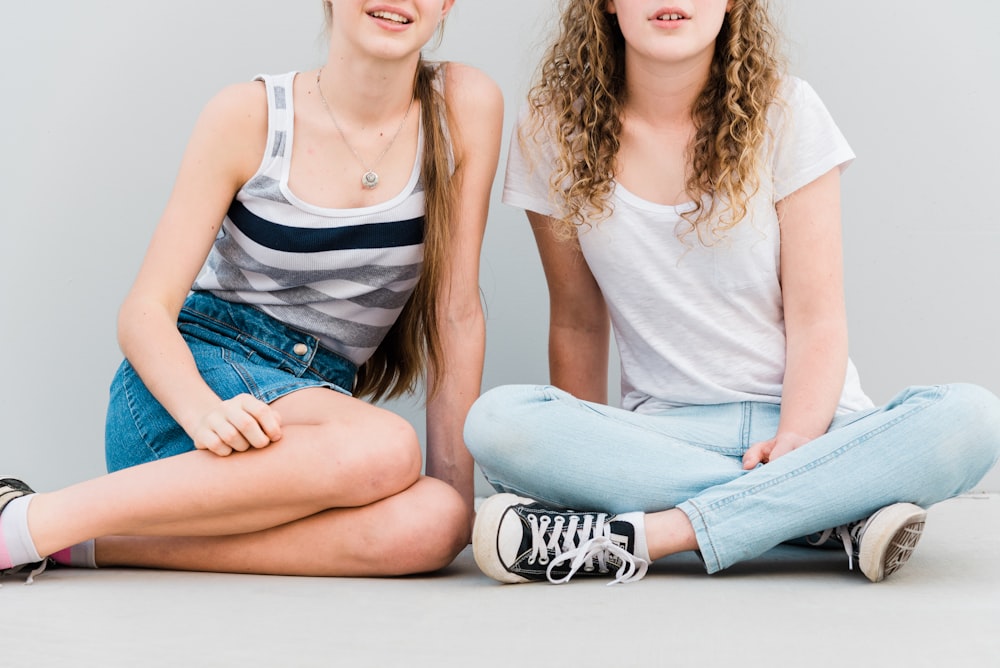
[{"xmin": 193, "ymin": 71, "xmax": 435, "ymax": 366}]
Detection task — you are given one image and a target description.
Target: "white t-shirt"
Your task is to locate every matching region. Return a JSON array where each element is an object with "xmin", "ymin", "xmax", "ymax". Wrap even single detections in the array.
[{"xmin": 502, "ymin": 76, "xmax": 874, "ymax": 415}]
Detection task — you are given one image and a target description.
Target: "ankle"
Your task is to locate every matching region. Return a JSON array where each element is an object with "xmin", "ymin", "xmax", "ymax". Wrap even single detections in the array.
[{"xmin": 644, "ymin": 508, "xmax": 698, "ymax": 561}]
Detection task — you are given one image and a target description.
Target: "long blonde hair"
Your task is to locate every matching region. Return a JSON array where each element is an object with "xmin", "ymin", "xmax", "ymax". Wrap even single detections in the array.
[
  {"xmin": 524, "ymin": 0, "xmax": 783, "ymax": 241},
  {"xmin": 322, "ymin": 3, "xmax": 454, "ymax": 401}
]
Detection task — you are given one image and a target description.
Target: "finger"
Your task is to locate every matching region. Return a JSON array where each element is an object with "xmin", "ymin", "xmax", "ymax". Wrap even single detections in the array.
[
  {"xmin": 224, "ymin": 406, "xmax": 270, "ymax": 449},
  {"xmin": 768, "ymin": 443, "xmax": 793, "ymax": 462},
  {"xmin": 742, "ymin": 441, "xmax": 772, "ymax": 470},
  {"xmin": 221, "ymin": 426, "xmax": 254, "ymax": 452},
  {"xmin": 210, "ymin": 412, "xmax": 255, "ymax": 452},
  {"xmin": 209, "ymin": 442, "xmax": 235, "ymax": 457},
  {"xmin": 239, "ymin": 395, "xmax": 283, "ymax": 443},
  {"xmin": 195, "ymin": 431, "xmax": 234, "ymax": 457}
]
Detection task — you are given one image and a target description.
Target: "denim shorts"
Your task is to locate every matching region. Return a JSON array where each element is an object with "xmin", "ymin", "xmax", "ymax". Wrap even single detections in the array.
[{"xmin": 105, "ymin": 291, "xmax": 358, "ymax": 472}]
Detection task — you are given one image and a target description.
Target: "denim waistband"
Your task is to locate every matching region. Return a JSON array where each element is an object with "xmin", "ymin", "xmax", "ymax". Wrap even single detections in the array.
[{"xmin": 179, "ymin": 291, "xmax": 357, "ymax": 392}]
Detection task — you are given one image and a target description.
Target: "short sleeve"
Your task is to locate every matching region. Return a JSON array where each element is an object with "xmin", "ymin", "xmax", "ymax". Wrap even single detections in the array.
[
  {"xmin": 501, "ymin": 105, "xmax": 562, "ymax": 217},
  {"xmin": 771, "ymin": 77, "xmax": 855, "ymax": 201}
]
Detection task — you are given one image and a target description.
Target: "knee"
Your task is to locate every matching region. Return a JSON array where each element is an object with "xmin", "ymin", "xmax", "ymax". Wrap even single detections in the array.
[
  {"xmin": 359, "ymin": 413, "xmax": 423, "ymax": 498},
  {"xmin": 909, "ymin": 384, "xmax": 1000, "ymax": 487},
  {"xmin": 314, "ymin": 411, "xmax": 422, "ymax": 505},
  {"xmin": 943, "ymin": 383, "xmax": 1000, "ymax": 460},
  {"xmin": 464, "ymin": 384, "xmax": 549, "ymax": 463},
  {"xmin": 383, "ymin": 478, "xmax": 470, "ymax": 574}
]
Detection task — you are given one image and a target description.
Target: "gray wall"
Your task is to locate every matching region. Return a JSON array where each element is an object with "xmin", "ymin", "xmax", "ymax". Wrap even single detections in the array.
[{"xmin": 2, "ymin": 1, "xmax": 997, "ymax": 495}]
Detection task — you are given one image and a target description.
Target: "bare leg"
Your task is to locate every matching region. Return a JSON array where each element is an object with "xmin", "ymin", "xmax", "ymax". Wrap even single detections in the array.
[
  {"xmin": 644, "ymin": 509, "xmax": 699, "ymax": 560},
  {"xmin": 26, "ymin": 389, "xmax": 430, "ymax": 561},
  {"xmin": 95, "ymin": 477, "xmax": 470, "ymax": 576}
]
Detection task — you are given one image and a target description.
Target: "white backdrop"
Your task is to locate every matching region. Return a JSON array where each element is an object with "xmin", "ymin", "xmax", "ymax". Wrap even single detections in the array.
[{"xmin": 1, "ymin": 1, "xmax": 997, "ymax": 494}]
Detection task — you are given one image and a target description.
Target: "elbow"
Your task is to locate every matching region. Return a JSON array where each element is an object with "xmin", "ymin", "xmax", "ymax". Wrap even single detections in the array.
[
  {"xmin": 116, "ymin": 292, "xmax": 175, "ymax": 358},
  {"xmin": 115, "ymin": 297, "xmax": 139, "ymax": 355},
  {"xmin": 440, "ymin": 297, "xmax": 484, "ymax": 332}
]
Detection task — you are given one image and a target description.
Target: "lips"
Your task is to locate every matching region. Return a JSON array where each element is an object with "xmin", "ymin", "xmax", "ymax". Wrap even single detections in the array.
[
  {"xmin": 651, "ymin": 7, "xmax": 690, "ymax": 21},
  {"xmin": 369, "ymin": 9, "xmax": 411, "ymax": 24}
]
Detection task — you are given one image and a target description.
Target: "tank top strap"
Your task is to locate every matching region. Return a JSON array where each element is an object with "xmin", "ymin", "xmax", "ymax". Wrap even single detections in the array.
[{"xmin": 252, "ymin": 71, "xmax": 297, "ymax": 183}]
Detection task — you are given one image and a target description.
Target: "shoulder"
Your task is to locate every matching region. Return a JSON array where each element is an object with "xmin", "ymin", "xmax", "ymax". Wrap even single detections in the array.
[
  {"xmin": 440, "ymin": 63, "xmax": 503, "ymax": 130},
  {"xmin": 440, "ymin": 62, "xmax": 503, "ymax": 111},
  {"xmin": 777, "ymin": 74, "xmax": 807, "ymax": 97},
  {"xmin": 438, "ymin": 62, "xmax": 503, "ymax": 161},
  {"xmin": 187, "ymin": 79, "xmax": 269, "ymax": 184},
  {"xmin": 768, "ymin": 75, "xmax": 854, "ymax": 199},
  {"xmin": 771, "ymin": 75, "xmax": 836, "ymax": 122},
  {"xmin": 767, "ymin": 75, "xmax": 843, "ymax": 142},
  {"xmin": 197, "ymin": 80, "xmax": 268, "ymax": 134}
]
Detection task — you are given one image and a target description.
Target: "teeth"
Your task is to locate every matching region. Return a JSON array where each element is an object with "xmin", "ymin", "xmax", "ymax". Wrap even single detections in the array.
[
  {"xmin": 657, "ymin": 13, "xmax": 683, "ymax": 20},
  {"xmin": 371, "ymin": 10, "xmax": 410, "ymax": 24}
]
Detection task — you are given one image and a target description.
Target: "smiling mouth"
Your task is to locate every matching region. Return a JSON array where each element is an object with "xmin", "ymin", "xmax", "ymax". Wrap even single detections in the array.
[{"xmin": 369, "ymin": 10, "xmax": 411, "ymax": 24}]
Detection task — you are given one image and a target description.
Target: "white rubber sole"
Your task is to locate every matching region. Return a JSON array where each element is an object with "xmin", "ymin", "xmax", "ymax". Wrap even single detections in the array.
[
  {"xmin": 472, "ymin": 493, "xmax": 535, "ymax": 584},
  {"xmin": 857, "ymin": 503, "xmax": 927, "ymax": 582}
]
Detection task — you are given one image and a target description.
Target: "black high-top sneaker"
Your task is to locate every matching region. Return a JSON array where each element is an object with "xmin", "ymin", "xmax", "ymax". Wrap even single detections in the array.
[{"xmin": 473, "ymin": 493, "xmax": 650, "ymax": 585}]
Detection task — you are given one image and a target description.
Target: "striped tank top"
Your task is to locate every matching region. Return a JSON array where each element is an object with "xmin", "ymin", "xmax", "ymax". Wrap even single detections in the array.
[{"xmin": 193, "ymin": 71, "xmax": 438, "ymax": 366}]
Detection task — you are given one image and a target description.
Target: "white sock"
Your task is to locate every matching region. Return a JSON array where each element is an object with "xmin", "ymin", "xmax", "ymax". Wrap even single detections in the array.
[
  {"xmin": 0, "ymin": 495, "xmax": 42, "ymax": 568},
  {"xmin": 612, "ymin": 511, "xmax": 651, "ymax": 563}
]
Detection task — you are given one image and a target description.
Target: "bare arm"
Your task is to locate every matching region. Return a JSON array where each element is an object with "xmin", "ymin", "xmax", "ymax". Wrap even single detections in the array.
[
  {"xmin": 424, "ymin": 64, "xmax": 503, "ymax": 515},
  {"xmin": 528, "ymin": 212, "xmax": 611, "ymax": 404},
  {"xmin": 743, "ymin": 167, "xmax": 848, "ymax": 468},
  {"xmin": 117, "ymin": 82, "xmax": 280, "ymax": 457}
]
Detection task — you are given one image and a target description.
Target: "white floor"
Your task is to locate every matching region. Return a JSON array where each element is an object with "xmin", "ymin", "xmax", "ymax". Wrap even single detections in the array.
[{"xmin": 4, "ymin": 494, "xmax": 998, "ymax": 668}]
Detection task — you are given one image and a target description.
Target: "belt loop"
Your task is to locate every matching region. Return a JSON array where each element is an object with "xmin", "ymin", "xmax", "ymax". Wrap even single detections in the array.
[{"xmin": 740, "ymin": 402, "xmax": 753, "ymax": 450}]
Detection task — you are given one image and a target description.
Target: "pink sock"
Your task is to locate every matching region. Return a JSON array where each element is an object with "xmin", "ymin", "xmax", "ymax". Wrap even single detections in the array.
[
  {"xmin": 51, "ymin": 540, "xmax": 98, "ymax": 568},
  {"xmin": 0, "ymin": 530, "xmax": 11, "ymax": 570}
]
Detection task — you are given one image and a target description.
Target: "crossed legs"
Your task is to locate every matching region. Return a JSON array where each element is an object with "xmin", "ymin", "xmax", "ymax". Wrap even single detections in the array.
[{"xmin": 23, "ymin": 388, "xmax": 469, "ymax": 576}]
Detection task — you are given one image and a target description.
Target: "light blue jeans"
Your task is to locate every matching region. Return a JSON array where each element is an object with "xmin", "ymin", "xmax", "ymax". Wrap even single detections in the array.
[{"xmin": 464, "ymin": 383, "xmax": 1000, "ymax": 573}]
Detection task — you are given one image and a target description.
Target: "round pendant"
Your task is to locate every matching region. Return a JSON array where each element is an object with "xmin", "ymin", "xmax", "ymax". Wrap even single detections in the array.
[{"xmin": 362, "ymin": 170, "xmax": 379, "ymax": 189}]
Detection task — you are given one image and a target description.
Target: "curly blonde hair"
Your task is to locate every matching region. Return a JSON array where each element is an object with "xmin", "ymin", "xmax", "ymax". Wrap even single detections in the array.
[{"xmin": 524, "ymin": 0, "xmax": 783, "ymax": 242}]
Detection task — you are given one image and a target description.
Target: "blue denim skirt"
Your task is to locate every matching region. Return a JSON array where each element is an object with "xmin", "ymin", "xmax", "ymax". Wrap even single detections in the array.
[{"xmin": 105, "ymin": 291, "xmax": 358, "ymax": 472}]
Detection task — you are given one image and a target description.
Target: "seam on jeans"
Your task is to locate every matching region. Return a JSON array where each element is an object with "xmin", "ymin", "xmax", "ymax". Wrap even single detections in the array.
[
  {"xmin": 258, "ymin": 381, "xmax": 343, "ymax": 404},
  {"xmin": 222, "ymin": 348, "xmax": 265, "ymax": 400},
  {"xmin": 120, "ymin": 364, "xmax": 165, "ymax": 464},
  {"xmin": 680, "ymin": 500, "xmax": 721, "ymax": 573},
  {"xmin": 219, "ymin": 349, "xmax": 348, "ymax": 403},
  {"xmin": 741, "ymin": 402, "xmax": 752, "ymax": 450},
  {"xmin": 304, "ymin": 361, "xmax": 356, "ymax": 389},
  {"xmin": 699, "ymin": 385, "xmax": 950, "ymax": 515}
]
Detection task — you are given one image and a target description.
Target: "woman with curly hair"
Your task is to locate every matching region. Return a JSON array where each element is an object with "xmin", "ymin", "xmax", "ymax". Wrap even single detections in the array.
[{"xmin": 465, "ymin": 0, "xmax": 1000, "ymax": 585}]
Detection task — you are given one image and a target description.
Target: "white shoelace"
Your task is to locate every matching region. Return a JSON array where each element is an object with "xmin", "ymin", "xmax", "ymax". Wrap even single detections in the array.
[
  {"xmin": 0, "ymin": 559, "xmax": 48, "ymax": 586},
  {"xmin": 525, "ymin": 511, "xmax": 649, "ymax": 585},
  {"xmin": 25, "ymin": 560, "xmax": 48, "ymax": 585},
  {"xmin": 549, "ymin": 536, "xmax": 649, "ymax": 585},
  {"xmin": 808, "ymin": 524, "xmax": 860, "ymax": 570}
]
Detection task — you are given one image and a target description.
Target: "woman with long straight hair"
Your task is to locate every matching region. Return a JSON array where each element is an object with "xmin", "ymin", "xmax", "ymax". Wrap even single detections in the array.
[{"xmin": 0, "ymin": 0, "xmax": 502, "ymax": 580}]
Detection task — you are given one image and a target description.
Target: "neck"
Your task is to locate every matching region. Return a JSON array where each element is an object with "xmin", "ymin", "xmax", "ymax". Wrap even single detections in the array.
[
  {"xmin": 622, "ymin": 46, "xmax": 714, "ymax": 126},
  {"xmin": 319, "ymin": 43, "xmax": 420, "ymax": 125}
]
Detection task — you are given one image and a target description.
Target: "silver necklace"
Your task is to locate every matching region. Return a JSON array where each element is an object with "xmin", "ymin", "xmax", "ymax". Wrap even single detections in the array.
[{"xmin": 316, "ymin": 67, "xmax": 415, "ymax": 190}]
